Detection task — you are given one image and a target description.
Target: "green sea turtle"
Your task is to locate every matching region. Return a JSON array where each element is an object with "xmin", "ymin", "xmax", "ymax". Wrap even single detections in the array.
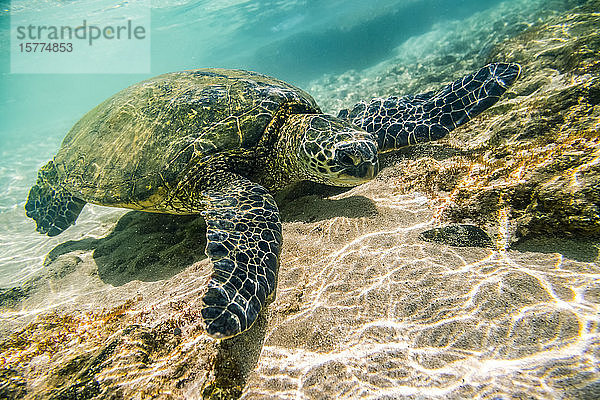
[{"xmin": 25, "ymin": 63, "xmax": 520, "ymax": 338}]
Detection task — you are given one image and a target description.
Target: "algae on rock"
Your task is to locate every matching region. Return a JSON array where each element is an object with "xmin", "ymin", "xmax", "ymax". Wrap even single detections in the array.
[{"xmin": 2, "ymin": 1, "xmax": 600, "ymax": 399}]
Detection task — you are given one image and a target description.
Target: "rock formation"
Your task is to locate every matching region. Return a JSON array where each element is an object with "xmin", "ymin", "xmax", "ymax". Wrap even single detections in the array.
[{"xmin": 1, "ymin": 1, "xmax": 599, "ymax": 399}]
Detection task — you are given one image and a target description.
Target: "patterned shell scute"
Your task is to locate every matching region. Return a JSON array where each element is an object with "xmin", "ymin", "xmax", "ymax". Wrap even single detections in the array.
[{"xmin": 53, "ymin": 68, "xmax": 319, "ymax": 205}]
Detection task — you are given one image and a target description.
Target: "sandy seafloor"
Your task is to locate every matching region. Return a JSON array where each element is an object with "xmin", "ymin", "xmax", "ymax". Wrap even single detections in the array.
[{"xmin": 1, "ymin": 0, "xmax": 600, "ymax": 399}]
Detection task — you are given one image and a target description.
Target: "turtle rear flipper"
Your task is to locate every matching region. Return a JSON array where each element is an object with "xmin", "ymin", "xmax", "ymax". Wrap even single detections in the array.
[
  {"xmin": 25, "ymin": 160, "xmax": 86, "ymax": 237},
  {"xmin": 195, "ymin": 172, "xmax": 282, "ymax": 339},
  {"xmin": 341, "ymin": 62, "xmax": 521, "ymax": 152}
]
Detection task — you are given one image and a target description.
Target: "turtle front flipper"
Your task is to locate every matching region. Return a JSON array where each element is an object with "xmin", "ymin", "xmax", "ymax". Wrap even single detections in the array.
[
  {"xmin": 339, "ymin": 63, "xmax": 521, "ymax": 152},
  {"xmin": 198, "ymin": 173, "xmax": 282, "ymax": 339},
  {"xmin": 25, "ymin": 160, "xmax": 86, "ymax": 237}
]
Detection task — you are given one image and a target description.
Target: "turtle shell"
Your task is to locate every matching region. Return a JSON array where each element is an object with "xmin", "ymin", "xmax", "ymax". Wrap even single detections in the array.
[{"xmin": 53, "ymin": 69, "xmax": 320, "ymax": 206}]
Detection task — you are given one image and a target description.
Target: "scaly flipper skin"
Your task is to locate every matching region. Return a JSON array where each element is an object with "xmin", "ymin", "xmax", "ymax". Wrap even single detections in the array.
[
  {"xmin": 25, "ymin": 160, "xmax": 86, "ymax": 237},
  {"xmin": 199, "ymin": 173, "xmax": 282, "ymax": 339},
  {"xmin": 338, "ymin": 63, "xmax": 521, "ymax": 152}
]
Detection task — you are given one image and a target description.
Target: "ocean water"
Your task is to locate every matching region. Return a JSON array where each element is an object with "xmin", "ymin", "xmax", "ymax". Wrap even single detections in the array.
[
  {"xmin": 1, "ymin": 0, "xmax": 599, "ymax": 399},
  {"xmin": 0, "ymin": 0, "xmax": 514, "ymax": 285},
  {"xmin": 0, "ymin": 0, "xmax": 569, "ymax": 284}
]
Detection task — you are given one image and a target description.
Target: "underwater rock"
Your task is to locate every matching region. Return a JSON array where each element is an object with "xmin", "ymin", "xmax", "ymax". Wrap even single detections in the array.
[
  {"xmin": 318, "ymin": 0, "xmax": 600, "ymax": 244},
  {"xmin": 0, "ymin": 287, "xmax": 30, "ymax": 309},
  {"xmin": 419, "ymin": 224, "xmax": 494, "ymax": 248},
  {"xmin": 2, "ymin": 1, "xmax": 600, "ymax": 399},
  {"xmin": 443, "ymin": 0, "xmax": 600, "ymax": 241},
  {"xmin": 0, "ymin": 367, "xmax": 27, "ymax": 399}
]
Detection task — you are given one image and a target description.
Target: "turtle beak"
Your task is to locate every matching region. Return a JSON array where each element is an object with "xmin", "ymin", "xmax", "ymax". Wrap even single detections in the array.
[
  {"xmin": 334, "ymin": 140, "xmax": 379, "ymax": 183},
  {"xmin": 354, "ymin": 161, "xmax": 378, "ymax": 180}
]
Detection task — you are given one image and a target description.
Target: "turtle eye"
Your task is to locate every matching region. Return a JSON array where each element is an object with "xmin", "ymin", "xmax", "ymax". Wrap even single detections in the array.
[{"xmin": 337, "ymin": 150, "xmax": 357, "ymax": 167}]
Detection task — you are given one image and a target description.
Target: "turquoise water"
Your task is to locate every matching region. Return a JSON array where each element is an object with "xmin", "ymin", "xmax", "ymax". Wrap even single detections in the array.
[
  {"xmin": 0, "ymin": 0, "xmax": 564, "ymax": 206},
  {"xmin": 1, "ymin": 1, "xmax": 599, "ymax": 398},
  {"xmin": 2, "ymin": 0, "xmax": 504, "ymax": 207},
  {"xmin": 0, "ymin": 0, "xmax": 583, "ymax": 290},
  {"xmin": 0, "ymin": 0, "xmax": 517, "ymax": 284}
]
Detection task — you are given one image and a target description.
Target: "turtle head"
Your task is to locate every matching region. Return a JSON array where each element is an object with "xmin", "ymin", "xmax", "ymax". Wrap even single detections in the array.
[{"xmin": 279, "ymin": 114, "xmax": 379, "ymax": 187}]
